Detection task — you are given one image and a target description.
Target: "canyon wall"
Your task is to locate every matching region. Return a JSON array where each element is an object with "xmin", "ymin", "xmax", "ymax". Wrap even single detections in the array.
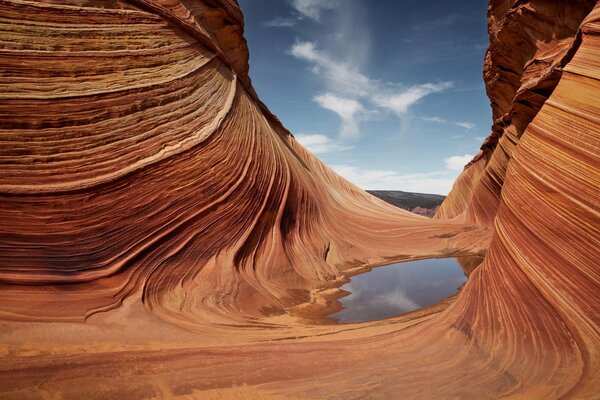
[
  {"xmin": 0, "ymin": 0, "xmax": 473, "ymax": 326},
  {"xmin": 0, "ymin": 1, "xmax": 598, "ymax": 399},
  {"xmin": 436, "ymin": 0, "xmax": 597, "ymax": 224}
]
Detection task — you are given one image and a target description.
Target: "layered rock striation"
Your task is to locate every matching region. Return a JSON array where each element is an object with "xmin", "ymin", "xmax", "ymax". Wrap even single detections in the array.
[
  {"xmin": 436, "ymin": 0, "xmax": 597, "ymax": 224},
  {"xmin": 0, "ymin": 0, "xmax": 482, "ymax": 331}
]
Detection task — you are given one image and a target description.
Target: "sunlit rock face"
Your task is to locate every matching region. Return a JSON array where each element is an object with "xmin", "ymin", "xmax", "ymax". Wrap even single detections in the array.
[
  {"xmin": 0, "ymin": 0, "xmax": 468, "ymax": 325},
  {"xmin": 436, "ymin": 0, "xmax": 597, "ymax": 224},
  {"xmin": 0, "ymin": 1, "xmax": 599, "ymax": 399}
]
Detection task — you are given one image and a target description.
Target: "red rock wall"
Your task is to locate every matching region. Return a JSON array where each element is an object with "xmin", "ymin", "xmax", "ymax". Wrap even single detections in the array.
[
  {"xmin": 0, "ymin": 0, "xmax": 469, "ymax": 324},
  {"xmin": 437, "ymin": 4, "xmax": 600, "ymax": 394},
  {"xmin": 436, "ymin": 0, "xmax": 597, "ymax": 225}
]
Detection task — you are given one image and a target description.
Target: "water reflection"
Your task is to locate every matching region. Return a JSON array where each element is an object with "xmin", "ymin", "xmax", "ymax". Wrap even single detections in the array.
[{"xmin": 331, "ymin": 257, "xmax": 481, "ymax": 323}]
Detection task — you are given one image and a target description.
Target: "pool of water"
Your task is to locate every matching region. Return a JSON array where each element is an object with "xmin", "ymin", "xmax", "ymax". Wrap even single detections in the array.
[{"xmin": 330, "ymin": 257, "xmax": 479, "ymax": 323}]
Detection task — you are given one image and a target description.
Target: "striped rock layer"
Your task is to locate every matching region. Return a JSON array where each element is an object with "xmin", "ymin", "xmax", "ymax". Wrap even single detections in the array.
[{"xmin": 0, "ymin": 1, "xmax": 598, "ymax": 399}]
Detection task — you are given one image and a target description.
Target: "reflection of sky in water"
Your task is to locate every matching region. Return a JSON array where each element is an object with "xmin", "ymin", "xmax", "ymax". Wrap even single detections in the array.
[{"xmin": 331, "ymin": 258, "xmax": 470, "ymax": 323}]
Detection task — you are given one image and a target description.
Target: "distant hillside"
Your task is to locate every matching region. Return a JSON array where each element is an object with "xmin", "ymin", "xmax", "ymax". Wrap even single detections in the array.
[{"xmin": 368, "ymin": 190, "xmax": 446, "ymax": 217}]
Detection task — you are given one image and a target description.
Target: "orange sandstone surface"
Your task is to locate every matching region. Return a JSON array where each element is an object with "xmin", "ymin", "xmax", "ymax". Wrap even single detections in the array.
[{"xmin": 0, "ymin": 1, "xmax": 598, "ymax": 399}]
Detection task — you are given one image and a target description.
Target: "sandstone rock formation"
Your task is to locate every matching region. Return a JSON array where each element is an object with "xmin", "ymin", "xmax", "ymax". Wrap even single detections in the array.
[
  {"xmin": 436, "ymin": 0, "xmax": 598, "ymax": 225},
  {"xmin": 0, "ymin": 1, "xmax": 598, "ymax": 399}
]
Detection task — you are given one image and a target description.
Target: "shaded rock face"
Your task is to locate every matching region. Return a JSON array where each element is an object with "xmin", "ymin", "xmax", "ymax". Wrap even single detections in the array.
[{"xmin": 0, "ymin": 1, "xmax": 599, "ymax": 399}]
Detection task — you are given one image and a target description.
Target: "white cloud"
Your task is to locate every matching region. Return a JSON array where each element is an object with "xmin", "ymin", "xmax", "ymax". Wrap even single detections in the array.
[
  {"xmin": 373, "ymin": 82, "xmax": 454, "ymax": 116},
  {"xmin": 420, "ymin": 116, "xmax": 447, "ymax": 124},
  {"xmin": 332, "ymin": 165, "xmax": 458, "ymax": 195},
  {"xmin": 421, "ymin": 117, "xmax": 478, "ymax": 134},
  {"xmin": 314, "ymin": 93, "xmax": 364, "ymax": 139},
  {"xmin": 332, "ymin": 153, "xmax": 475, "ymax": 195},
  {"xmin": 290, "ymin": 41, "xmax": 371, "ymax": 97},
  {"xmin": 444, "ymin": 154, "xmax": 474, "ymax": 172},
  {"xmin": 295, "ymin": 133, "xmax": 353, "ymax": 154},
  {"xmin": 291, "ymin": 0, "xmax": 340, "ymax": 21},
  {"xmin": 455, "ymin": 121, "xmax": 475, "ymax": 130},
  {"xmin": 290, "ymin": 41, "xmax": 453, "ymax": 139},
  {"xmin": 265, "ymin": 17, "xmax": 297, "ymax": 28},
  {"xmin": 264, "ymin": 0, "xmax": 340, "ymax": 28}
]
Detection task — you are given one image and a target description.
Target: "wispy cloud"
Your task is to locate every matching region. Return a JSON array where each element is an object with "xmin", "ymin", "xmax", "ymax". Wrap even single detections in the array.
[
  {"xmin": 295, "ymin": 133, "xmax": 353, "ymax": 154},
  {"xmin": 291, "ymin": 0, "xmax": 340, "ymax": 21},
  {"xmin": 265, "ymin": 17, "xmax": 298, "ymax": 28},
  {"xmin": 291, "ymin": 41, "xmax": 453, "ymax": 138},
  {"xmin": 290, "ymin": 41, "xmax": 371, "ymax": 97},
  {"xmin": 419, "ymin": 116, "xmax": 478, "ymax": 134},
  {"xmin": 453, "ymin": 83, "xmax": 486, "ymax": 93},
  {"xmin": 314, "ymin": 94, "xmax": 364, "ymax": 139},
  {"xmin": 332, "ymin": 152, "xmax": 475, "ymax": 194},
  {"xmin": 332, "ymin": 165, "xmax": 458, "ymax": 195},
  {"xmin": 373, "ymin": 82, "xmax": 453, "ymax": 116},
  {"xmin": 419, "ymin": 116, "xmax": 446, "ymax": 124},
  {"xmin": 444, "ymin": 154, "xmax": 474, "ymax": 171},
  {"xmin": 454, "ymin": 121, "xmax": 475, "ymax": 130}
]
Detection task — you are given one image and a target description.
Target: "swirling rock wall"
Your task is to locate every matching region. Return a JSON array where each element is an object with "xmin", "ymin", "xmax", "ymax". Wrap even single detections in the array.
[
  {"xmin": 0, "ymin": 1, "xmax": 598, "ymax": 399},
  {"xmin": 0, "ymin": 0, "xmax": 474, "ymax": 325}
]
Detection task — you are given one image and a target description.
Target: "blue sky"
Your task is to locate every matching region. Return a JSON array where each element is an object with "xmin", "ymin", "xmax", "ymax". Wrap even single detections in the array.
[{"xmin": 238, "ymin": 0, "xmax": 491, "ymax": 195}]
